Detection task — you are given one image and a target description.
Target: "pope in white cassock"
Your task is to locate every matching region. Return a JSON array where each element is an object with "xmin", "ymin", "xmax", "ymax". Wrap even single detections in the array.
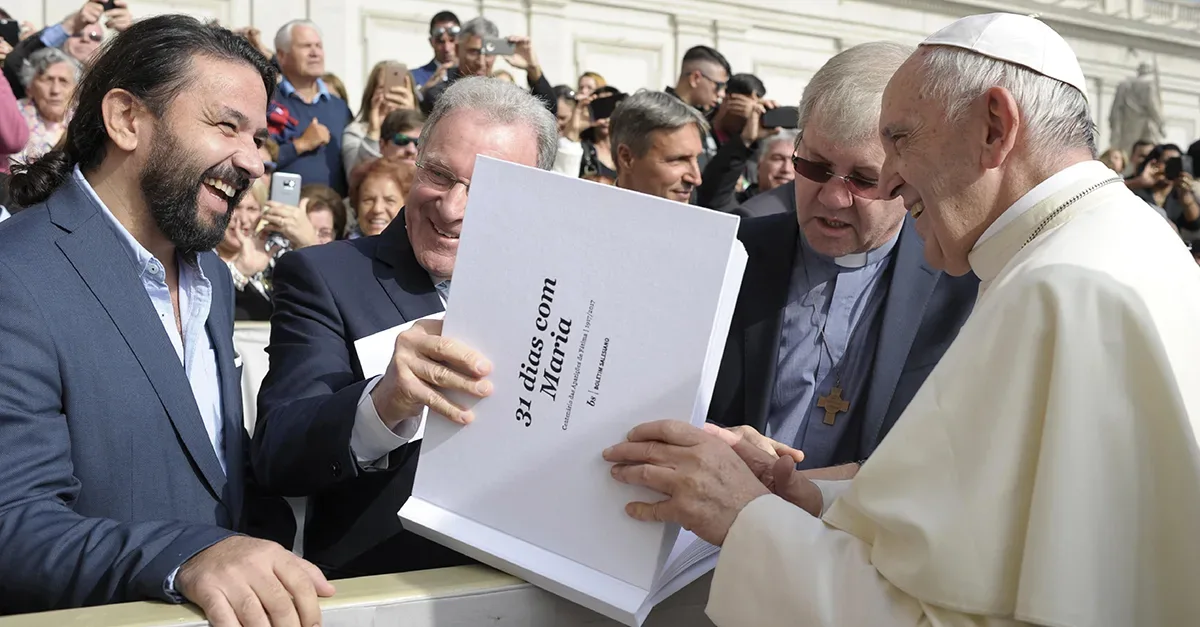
[{"xmin": 604, "ymin": 12, "xmax": 1200, "ymax": 626}]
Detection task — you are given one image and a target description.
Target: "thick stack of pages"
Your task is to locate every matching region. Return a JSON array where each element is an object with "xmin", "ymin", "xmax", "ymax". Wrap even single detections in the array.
[{"xmin": 400, "ymin": 157, "xmax": 747, "ymax": 626}]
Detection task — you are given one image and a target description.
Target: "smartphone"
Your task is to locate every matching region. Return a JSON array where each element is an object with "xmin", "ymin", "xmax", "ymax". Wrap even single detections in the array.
[
  {"xmin": 481, "ymin": 37, "xmax": 516, "ymax": 56},
  {"xmin": 0, "ymin": 20, "xmax": 19, "ymax": 47},
  {"xmin": 1165, "ymin": 156, "xmax": 1194, "ymax": 180},
  {"xmin": 380, "ymin": 61, "xmax": 409, "ymax": 91},
  {"xmin": 269, "ymin": 172, "xmax": 302, "ymax": 206},
  {"xmin": 589, "ymin": 93, "xmax": 624, "ymax": 121},
  {"xmin": 760, "ymin": 106, "xmax": 800, "ymax": 130},
  {"xmin": 100, "ymin": 0, "xmax": 119, "ymax": 10}
]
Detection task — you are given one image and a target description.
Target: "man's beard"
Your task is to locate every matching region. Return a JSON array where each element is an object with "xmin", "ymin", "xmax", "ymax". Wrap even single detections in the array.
[{"xmin": 139, "ymin": 125, "xmax": 251, "ymax": 261}]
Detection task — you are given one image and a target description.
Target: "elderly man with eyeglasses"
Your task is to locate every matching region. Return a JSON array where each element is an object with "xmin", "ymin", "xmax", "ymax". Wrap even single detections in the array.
[
  {"xmin": 2, "ymin": 0, "xmax": 132, "ymax": 99},
  {"xmin": 253, "ymin": 76, "xmax": 558, "ymax": 579},
  {"xmin": 701, "ymin": 42, "xmax": 978, "ymax": 482}
]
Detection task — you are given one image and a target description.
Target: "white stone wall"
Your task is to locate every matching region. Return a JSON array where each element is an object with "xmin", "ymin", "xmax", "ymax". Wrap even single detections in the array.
[{"xmin": 9, "ymin": 0, "xmax": 1200, "ymax": 151}]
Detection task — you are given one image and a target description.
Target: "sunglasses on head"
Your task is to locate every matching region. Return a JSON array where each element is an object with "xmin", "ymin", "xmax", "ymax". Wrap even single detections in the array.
[
  {"xmin": 389, "ymin": 133, "xmax": 417, "ymax": 147},
  {"xmin": 431, "ymin": 25, "xmax": 460, "ymax": 39}
]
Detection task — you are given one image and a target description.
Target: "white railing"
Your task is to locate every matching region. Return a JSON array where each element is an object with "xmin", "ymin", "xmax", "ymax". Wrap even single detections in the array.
[
  {"xmin": 1146, "ymin": 0, "xmax": 1179, "ymax": 19},
  {"xmin": 1026, "ymin": 0, "xmax": 1200, "ymax": 29}
]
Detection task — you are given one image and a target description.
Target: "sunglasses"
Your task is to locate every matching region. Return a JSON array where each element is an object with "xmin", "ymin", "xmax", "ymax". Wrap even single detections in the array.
[
  {"xmin": 75, "ymin": 30, "xmax": 103, "ymax": 43},
  {"xmin": 697, "ymin": 71, "xmax": 727, "ymax": 92},
  {"xmin": 791, "ymin": 154, "xmax": 881, "ymax": 199},
  {"xmin": 389, "ymin": 133, "xmax": 418, "ymax": 147},
  {"xmin": 430, "ymin": 25, "xmax": 460, "ymax": 38}
]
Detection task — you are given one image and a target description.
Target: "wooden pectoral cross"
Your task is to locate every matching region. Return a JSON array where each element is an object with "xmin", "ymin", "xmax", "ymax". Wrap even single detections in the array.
[{"xmin": 817, "ymin": 386, "xmax": 850, "ymax": 425}]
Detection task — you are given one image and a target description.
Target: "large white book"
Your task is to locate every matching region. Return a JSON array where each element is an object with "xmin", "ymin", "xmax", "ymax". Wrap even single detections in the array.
[{"xmin": 398, "ymin": 157, "xmax": 747, "ymax": 626}]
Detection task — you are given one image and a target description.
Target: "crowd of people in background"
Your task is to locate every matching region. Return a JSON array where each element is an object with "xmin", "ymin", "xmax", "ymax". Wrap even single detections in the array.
[
  {"xmin": 0, "ymin": 0, "xmax": 1196, "ymax": 310},
  {"xmin": 1, "ymin": 4, "xmax": 1199, "ymax": 624}
]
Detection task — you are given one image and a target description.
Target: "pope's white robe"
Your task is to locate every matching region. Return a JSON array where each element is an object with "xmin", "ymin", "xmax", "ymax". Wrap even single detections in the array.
[{"xmin": 706, "ymin": 161, "xmax": 1200, "ymax": 627}]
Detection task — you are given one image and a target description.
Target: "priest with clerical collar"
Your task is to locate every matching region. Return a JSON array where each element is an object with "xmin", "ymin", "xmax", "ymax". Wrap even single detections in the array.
[
  {"xmin": 605, "ymin": 13, "xmax": 1200, "ymax": 626},
  {"xmin": 706, "ymin": 41, "xmax": 977, "ymax": 479}
]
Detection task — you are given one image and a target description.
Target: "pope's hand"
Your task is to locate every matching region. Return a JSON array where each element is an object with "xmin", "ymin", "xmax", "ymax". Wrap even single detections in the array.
[
  {"xmin": 708, "ymin": 423, "xmax": 804, "ymax": 464},
  {"xmin": 705, "ymin": 424, "xmax": 823, "ymax": 516},
  {"xmin": 604, "ymin": 420, "xmax": 770, "ymax": 545},
  {"xmin": 370, "ymin": 318, "xmax": 493, "ymax": 428}
]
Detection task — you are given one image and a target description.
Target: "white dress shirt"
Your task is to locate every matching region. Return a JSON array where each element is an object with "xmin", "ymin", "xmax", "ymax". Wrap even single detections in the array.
[{"xmin": 349, "ymin": 279, "xmax": 449, "ymax": 468}]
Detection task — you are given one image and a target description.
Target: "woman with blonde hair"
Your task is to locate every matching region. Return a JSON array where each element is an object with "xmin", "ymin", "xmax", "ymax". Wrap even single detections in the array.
[
  {"xmin": 1099, "ymin": 147, "xmax": 1128, "ymax": 174},
  {"xmin": 342, "ymin": 60, "xmax": 418, "ymax": 179},
  {"xmin": 577, "ymin": 71, "xmax": 605, "ymax": 97},
  {"xmin": 217, "ymin": 180, "xmax": 318, "ymax": 319}
]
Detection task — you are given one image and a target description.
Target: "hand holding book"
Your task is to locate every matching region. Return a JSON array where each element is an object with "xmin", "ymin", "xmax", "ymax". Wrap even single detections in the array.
[{"xmin": 369, "ymin": 318, "xmax": 494, "ymax": 427}]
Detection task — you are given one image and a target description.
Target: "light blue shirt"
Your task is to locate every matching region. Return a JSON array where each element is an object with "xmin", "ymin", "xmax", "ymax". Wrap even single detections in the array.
[
  {"xmin": 39, "ymin": 24, "xmax": 70, "ymax": 49},
  {"xmin": 766, "ymin": 231, "xmax": 898, "ymax": 465},
  {"xmin": 75, "ymin": 167, "xmax": 227, "ymax": 474},
  {"xmin": 278, "ymin": 77, "xmax": 332, "ymax": 104}
]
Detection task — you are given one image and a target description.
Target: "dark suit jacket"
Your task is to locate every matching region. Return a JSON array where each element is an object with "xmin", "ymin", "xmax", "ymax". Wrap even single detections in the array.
[
  {"xmin": 734, "ymin": 180, "xmax": 794, "ymax": 219},
  {"xmin": 253, "ymin": 217, "xmax": 471, "ymax": 578},
  {"xmin": 0, "ymin": 178, "xmax": 244, "ymax": 613},
  {"xmin": 708, "ymin": 212, "xmax": 978, "ymax": 466},
  {"xmin": 422, "ymin": 67, "xmax": 556, "ymax": 116}
]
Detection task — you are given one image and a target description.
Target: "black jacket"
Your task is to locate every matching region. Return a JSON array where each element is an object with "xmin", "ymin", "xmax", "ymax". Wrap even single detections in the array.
[
  {"xmin": 253, "ymin": 216, "xmax": 471, "ymax": 578},
  {"xmin": 422, "ymin": 66, "xmax": 556, "ymax": 117}
]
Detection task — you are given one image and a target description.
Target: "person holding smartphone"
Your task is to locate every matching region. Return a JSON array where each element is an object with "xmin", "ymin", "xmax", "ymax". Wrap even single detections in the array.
[
  {"xmin": 419, "ymin": 16, "xmax": 556, "ymax": 117},
  {"xmin": 578, "ymin": 86, "xmax": 624, "ymax": 184},
  {"xmin": 342, "ymin": 60, "xmax": 417, "ymax": 179},
  {"xmin": 2, "ymin": 1, "xmax": 133, "ymax": 99},
  {"xmin": 1129, "ymin": 143, "xmax": 1200, "ymax": 235}
]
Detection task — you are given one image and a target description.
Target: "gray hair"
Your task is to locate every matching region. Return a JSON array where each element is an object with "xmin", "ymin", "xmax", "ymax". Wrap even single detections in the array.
[
  {"xmin": 418, "ymin": 76, "xmax": 558, "ymax": 170},
  {"xmin": 755, "ymin": 129, "xmax": 800, "ymax": 164},
  {"xmin": 798, "ymin": 41, "xmax": 913, "ymax": 144},
  {"xmin": 609, "ymin": 90, "xmax": 709, "ymax": 167},
  {"xmin": 20, "ymin": 48, "xmax": 81, "ymax": 89},
  {"xmin": 918, "ymin": 46, "xmax": 1097, "ymax": 158},
  {"xmin": 274, "ymin": 19, "xmax": 322, "ymax": 54},
  {"xmin": 460, "ymin": 17, "xmax": 499, "ymax": 40}
]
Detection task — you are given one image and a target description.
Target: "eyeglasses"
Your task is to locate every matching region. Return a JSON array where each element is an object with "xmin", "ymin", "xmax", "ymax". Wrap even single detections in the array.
[
  {"xmin": 791, "ymin": 136, "xmax": 880, "ymax": 199},
  {"xmin": 416, "ymin": 160, "xmax": 470, "ymax": 194},
  {"xmin": 389, "ymin": 133, "xmax": 418, "ymax": 147},
  {"xmin": 791, "ymin": 154, "xmax": 881, "ymax": 199},
  {"xmin": 431, "ymin": 25, "xmax": 460, "ymax": 39},
  {"xmin": 697, "ymin": 71, "xmax": 727, "ymax": 92}
]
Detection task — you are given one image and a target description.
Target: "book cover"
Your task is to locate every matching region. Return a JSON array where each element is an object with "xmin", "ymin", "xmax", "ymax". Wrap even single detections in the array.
[{"xmin": 400, "ymin": 157, "xmax": 745, "ymax": 625}]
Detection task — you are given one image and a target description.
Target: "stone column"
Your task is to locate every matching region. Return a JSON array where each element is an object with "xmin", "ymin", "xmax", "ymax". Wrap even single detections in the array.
[{"xmin": 528, "ymin": 0, "xmax": 574, "ymax": 89}]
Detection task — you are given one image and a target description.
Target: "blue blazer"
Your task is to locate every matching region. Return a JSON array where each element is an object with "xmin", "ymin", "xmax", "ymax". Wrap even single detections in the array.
[
  {"xmin": 253, "ymin": 215, "xmax": 471, "ymax": 578},
  {"xmin": 708, "ymin": 212, "xmax": 979, "ymax": 467},
  {"xmin": 0, "ymin": 178, "xmax": 244, "ymax": 612}
]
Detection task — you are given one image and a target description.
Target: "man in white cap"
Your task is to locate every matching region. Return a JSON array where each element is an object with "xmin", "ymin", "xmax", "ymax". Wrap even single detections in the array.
[{"xmin": 602, "ymin": 12, "xmax": 1200, "ymax": 626}]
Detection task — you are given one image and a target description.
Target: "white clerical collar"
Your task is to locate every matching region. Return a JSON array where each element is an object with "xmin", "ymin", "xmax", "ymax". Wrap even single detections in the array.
[
  {"xmin": 802, "ymin": 227, "xmax": 901, "ymax": 269},
  {"xmin": 973, "ymin": 160, "xmax": 1114, "ymax": 251}
]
